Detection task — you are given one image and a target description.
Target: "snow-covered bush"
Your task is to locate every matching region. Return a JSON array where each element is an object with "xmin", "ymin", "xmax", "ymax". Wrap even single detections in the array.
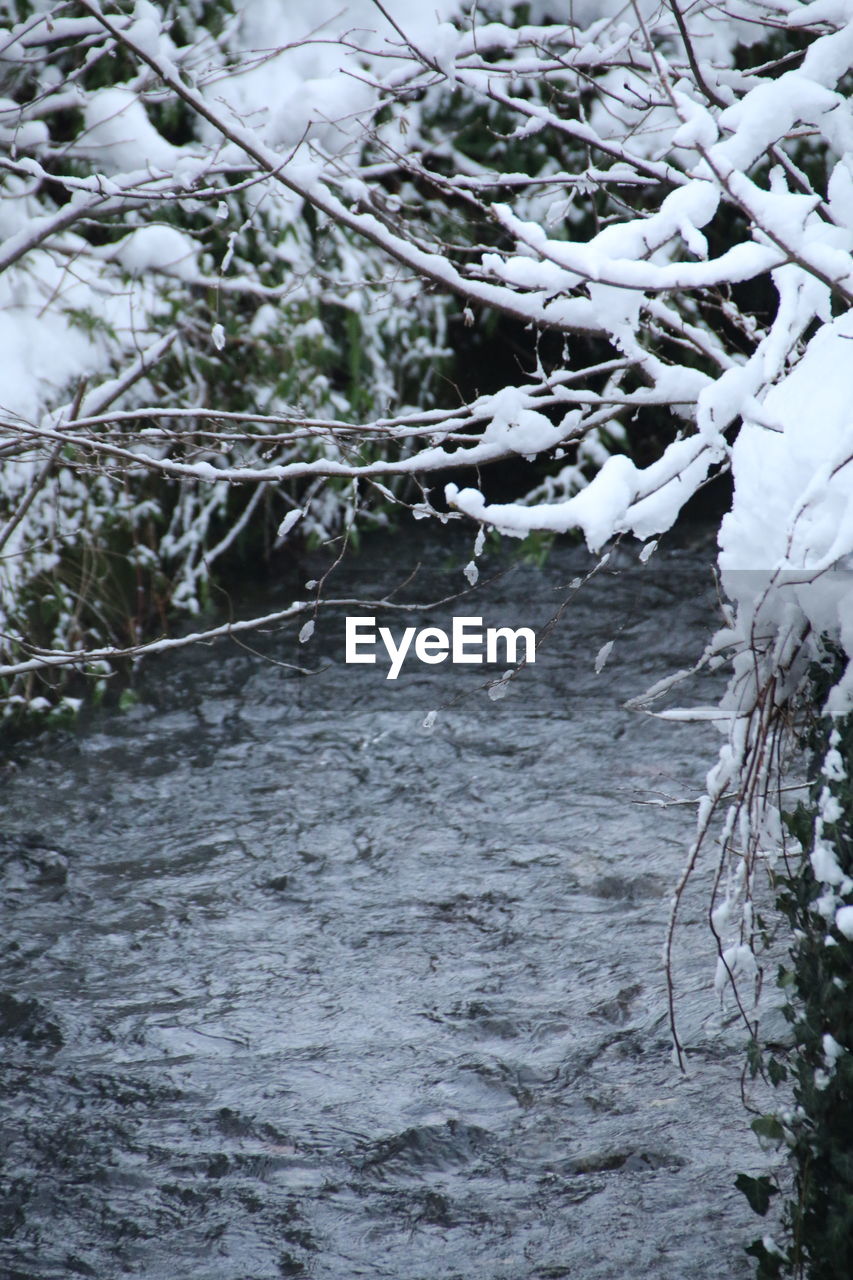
[{"xmin": 0, "ymin": 0, "xmax": 458, "ymax": 683}]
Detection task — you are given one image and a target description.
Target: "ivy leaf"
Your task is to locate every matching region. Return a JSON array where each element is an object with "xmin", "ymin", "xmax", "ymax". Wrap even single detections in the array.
[
  {"xmin": 767, "ymin": 1057, "xmax": 788, "ymax": 1086},
  {"xmin": 736, "ymin": 1173, "xmax": 779, "ymax": 1217},
  {"xmin": 745, "ymin": 1236, "xmax": 785, "ymax": 1278},
  {"xmin": 751, "ymin": 1115, "xmax": 785, "ymax": 1143}
]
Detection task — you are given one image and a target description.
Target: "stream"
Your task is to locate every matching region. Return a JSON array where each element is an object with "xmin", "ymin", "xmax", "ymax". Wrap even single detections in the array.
[{"xmin": 0, "ymin": 530, "xmax": 777, "ymax": 1279}]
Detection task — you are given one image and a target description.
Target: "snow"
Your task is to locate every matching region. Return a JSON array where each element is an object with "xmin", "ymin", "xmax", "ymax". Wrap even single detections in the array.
[
  {"xmin": 82, "ymin": 88, "xmax": 178, "ymax": 172},
  {"xmin": 126, "ymin": 2, "xmax": 164, "ymax": 61},
  {"xmin": 112, "ymin": 226, "xmax": 199, "ymax": 280},
  {"xmin": 835, "ymin": 905, "xmax": 853, "ymax": 939},
  {"xmin": 267, "ymin": 76, "xmax": 376, "ymax": 153},
  {"xmin": 448, "ymin": 433, "xmax": 725, "ymax": 552},
  {"xmin": 714, "ymin": 943, "xmax": 757, "ymax": 996},
  {"xmin": 812, "ymin": 838, "xmax": 845, "ymax": 886},
  {"xmin": 671, "ymin": 93, "xmax": 718, "ymax": 151},
  {"xmin": 420, "ymin": 21, "xmax": 462, "ymax": 81},
  {"xmin": 0, "ymin": 218, "xmax": 176, "ymax": 424},
  {"xmin": 718, "ymin": 312, "xmax": 853, "ymax": 655},
  {"xmin": 823, "ymin": 746, "xmax": 847, "ymax": 782},
  {"xmin": 210, "ymin": 0, "xmax": 462, "ymax": 161},
  {"xmin": 481, "ymin": 386, "xmax": 563, "ymax": 457},
  {"xmin": 823, "ymin": 1032, "xmax": 845, "ymax": 1063}
]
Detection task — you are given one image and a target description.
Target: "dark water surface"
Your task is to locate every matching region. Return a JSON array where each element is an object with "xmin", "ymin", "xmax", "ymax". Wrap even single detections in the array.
[{"xmin": 1, "ymin": 533, "xmax": 776, "ymax": 1278}]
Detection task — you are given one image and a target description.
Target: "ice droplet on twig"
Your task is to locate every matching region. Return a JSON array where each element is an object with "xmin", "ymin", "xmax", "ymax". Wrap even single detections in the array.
[
  {"xmin": 488, "ymin": 673, "xmax": 512, "ymax": 701},
  {"xmin": 277, "ymin": 508, "xmax": 303, "ymax": 539},
  {"xmin": 595, "ymin": 640, "xmax": 614, "ymax": 673}
]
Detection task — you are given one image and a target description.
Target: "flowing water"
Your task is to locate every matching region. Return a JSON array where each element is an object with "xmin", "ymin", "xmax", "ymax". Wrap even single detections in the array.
[{"xmin": 0, "ymin": 532, "xmax": 779, "ymax": 1279}]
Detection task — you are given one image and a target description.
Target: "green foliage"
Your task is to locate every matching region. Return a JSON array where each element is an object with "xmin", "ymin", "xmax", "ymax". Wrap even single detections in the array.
[
  {"xmin": 738, "ymin": 647, "xmax": 853, "ymax": 1278},
  {"xmin": 516, "ymin": 529, "xmax": 556, "ymax": 568},
  {"xmin": 64, "ymin": 308, "xmax": 118, "ymax": 341},
  {"xmin": 746, "ymin": 1236, "xmax": 786, "ymax": 1279},
  {"xmin": 737, "ymin": 1173, "xmax": 781, "ymax": 1218}
]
